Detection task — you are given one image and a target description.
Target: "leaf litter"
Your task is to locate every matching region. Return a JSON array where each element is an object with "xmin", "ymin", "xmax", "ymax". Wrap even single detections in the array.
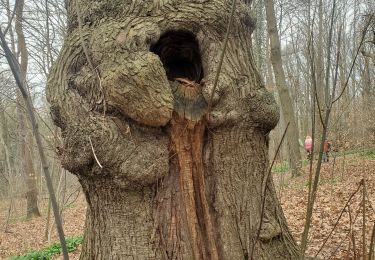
[
  {"xmin": 0, "ymin": 154, "xmax": 374, "ymax": 259},
  {"xmin": 277, "ymin": 154, "xmax": 375, "ymax": 259}
]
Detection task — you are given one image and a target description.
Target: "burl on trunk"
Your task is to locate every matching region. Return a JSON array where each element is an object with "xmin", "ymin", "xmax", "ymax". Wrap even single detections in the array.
[{"xmin": 47, "ymin": 0, "xmax": 299, "ymax": 259}]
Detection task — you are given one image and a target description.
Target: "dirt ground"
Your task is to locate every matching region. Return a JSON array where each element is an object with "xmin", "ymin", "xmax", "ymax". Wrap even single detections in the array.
[{"xmin": 1, "ymin": 154, "xmax": 374, "ymax": 259}]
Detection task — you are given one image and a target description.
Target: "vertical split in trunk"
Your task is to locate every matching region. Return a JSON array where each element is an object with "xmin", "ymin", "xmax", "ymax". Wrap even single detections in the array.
[
  {"xmin": 154, "ymin": 81, "xmax": 217, "ymax": 259},
  {"xmin": 172, "ymin": 114, "xmax": 213, "ymax": 259},
  {"xmin": 152, "ymin": 31, "xmax": 217, "ymax": 259}
]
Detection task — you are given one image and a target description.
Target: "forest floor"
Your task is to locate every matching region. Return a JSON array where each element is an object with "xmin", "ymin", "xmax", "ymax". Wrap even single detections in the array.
[
  {"xmin": 279, "ymin": 151, "xmax": 375, "ymax": 259},
  {"xmin": 0, "ymin": 152, "xmax": 374, "ymax": 259}
]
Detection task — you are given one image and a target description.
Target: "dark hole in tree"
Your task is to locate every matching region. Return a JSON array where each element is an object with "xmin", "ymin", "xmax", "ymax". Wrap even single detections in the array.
[{"xmin": 150, "ymin": 30, "xmax": 204, "ymax": 82}]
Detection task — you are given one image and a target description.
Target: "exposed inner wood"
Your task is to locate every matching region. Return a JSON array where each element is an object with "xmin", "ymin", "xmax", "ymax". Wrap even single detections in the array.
[
  {"xmin": 154, "ymin": 79, "xmax": 218, "ymax": 259},
  {"xmin": 151, "ymin": 30, "xmax": 217, "ymax": 258}
]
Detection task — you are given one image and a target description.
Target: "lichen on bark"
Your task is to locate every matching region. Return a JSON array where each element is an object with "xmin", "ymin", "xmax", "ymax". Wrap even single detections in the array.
[{"xmin": 47, "ymin": 0, "xmax": 299, "ymax": 259}]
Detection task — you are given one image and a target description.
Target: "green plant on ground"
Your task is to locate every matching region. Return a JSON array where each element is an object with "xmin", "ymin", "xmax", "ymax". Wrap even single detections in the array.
[
  {"xmin": 8, "ymin": 235, "xmax": 83, "ymax": 260},
  {"xmin": 359, "ymin": 148, "xmax": 375, "ymax": 159},
  {"xmin": 272, "ymin": 162, "xmax": 289, "ymax": 173},
  {"xmin": 302, "ymin": 159, "xmax": 309, "ymax": 166},
  {"xmin": 333, "ymin": 149, "xmax": 356, "ymax": 157},
  {"xmin": 334, "ymin": 148, "xmax": 375, "ymax": 157},
  {"xmin": 63, "ymin": 203, "xmax": 77, "ymax": 210}
]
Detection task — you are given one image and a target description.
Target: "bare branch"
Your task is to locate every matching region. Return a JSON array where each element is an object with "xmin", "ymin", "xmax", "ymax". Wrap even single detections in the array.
[
  {"xmin": 208, "ymin": 0, "xmax": 237, "ymax": 111},
  {"xmin": 0, "ymin": 28, "xmax": 69, "ymax": 260}
]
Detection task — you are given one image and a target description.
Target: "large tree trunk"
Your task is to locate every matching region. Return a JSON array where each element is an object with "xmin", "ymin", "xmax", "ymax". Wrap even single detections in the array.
[{"xmin": 47, "ymin": 0, "xmax": 299, "ymax": 258}]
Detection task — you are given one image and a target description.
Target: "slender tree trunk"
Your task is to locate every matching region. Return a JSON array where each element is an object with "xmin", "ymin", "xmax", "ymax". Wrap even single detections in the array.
[
  {"xmin": 0, "ymin": 27, "xmax": 70, "ymax": 260},
  {"xmin": 23, "ymin": 134, "xmax": 41, "ymax": 218},
  {"xmin": 0, "ymin": 106, "xmax": 11, "ymax": 196},
  {"xmin": 14, "ymin": 0, "xmax": 41, "ymax": 219},
  {"xmin": 315, "ymin": 0, "xmax": 325, "ymax": 139},
  {"xmin": 361, "ymin": 56, "xmax": 373, "ymax": 139},
  {"xmin": 265, "ymin": 0, "xmax": 302, "ymax": 176}
]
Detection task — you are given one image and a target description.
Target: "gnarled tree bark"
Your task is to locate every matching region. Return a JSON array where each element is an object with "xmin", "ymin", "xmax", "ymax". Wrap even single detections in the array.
[{"xmin": 47, "ymin": 0, "xmax": 299, "ymax": 259}]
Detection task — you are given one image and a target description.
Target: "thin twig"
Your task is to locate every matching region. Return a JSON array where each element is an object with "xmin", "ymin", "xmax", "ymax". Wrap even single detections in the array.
[
  {"xmin": 329, "ymin": 202, "xmax": 362, "ymax": 259},
  {"xmin": 0, "ymin": 28, "xmax": 69, "ymax": 260},
  {"xmin": 88, "ymin": 136, "xmax": 103, "ymax": 168},
  {"xmin": 314, "ymin": 181, "xmax": 363, "ymax": 257},
  {"xmin": 332, "ymin": 14, "xmax": 373, "ymax": 104},
  {"xmin": 369, "ymin": 222, "xmax": 375, "ymax": 260},
  {"xmin": 305, "ymin": 23, "xmax": 317, "ymax": 239},
  {"xmin": 347, "ymin": 204, "xmax": 353, "ymax": 259},
  {"xmin": 362, "ymin": 180, "xmax": 367, "ymax": 260},
  {"xmin": 301, "ymin": 2, "xmax": 341, "ymax": 254},
  {"xmin": 353, "ymin": 230, "xmax": 358, "ymax": 260},
  {"xmin": 314, "ymin": 89, "xmax": 325, "ymax": 129},
  {"xmin": 364, "ymin": 186, "xmax": 375, "ymax": 215},
  {"xmin": 250, "ymin": 122, "xmax": 290, "ymax": 260},
  {"xmin": 3, "ymin": 0, "xmax": 18, "ymax": 35},
  {"xmin": 208, "ymin": 0, "xmax": 236, "ymax": 111}
]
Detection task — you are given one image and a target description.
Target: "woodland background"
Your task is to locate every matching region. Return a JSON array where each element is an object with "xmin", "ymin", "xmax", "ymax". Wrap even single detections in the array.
[{"xmin": 0, "ymin": 0, "xmax": 374, "ymax": 259}]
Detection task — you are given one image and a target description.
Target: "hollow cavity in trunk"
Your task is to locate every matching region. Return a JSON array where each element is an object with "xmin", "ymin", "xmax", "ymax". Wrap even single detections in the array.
[{"xmin": 152, "ymin": 31, "xmax": 216, "ymax": 259}]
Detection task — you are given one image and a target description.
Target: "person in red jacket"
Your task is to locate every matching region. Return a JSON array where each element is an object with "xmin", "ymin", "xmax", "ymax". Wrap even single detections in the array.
[{"xmin": 304, "ymin": 135, "xmax": 313, "ymax": 160}]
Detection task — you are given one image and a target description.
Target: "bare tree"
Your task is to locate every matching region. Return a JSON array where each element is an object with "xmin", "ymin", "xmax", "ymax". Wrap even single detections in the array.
[
  {"xmin": 265, "ymin": 0, "xmax": 302, "ymax": 177},
  {"xmin": 0, "ymin": 27, "xmax": 70, "ymax": 260},
  {"xmin": 14, "ymin": 0, "xmax": 41, "ymax": 219}
]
